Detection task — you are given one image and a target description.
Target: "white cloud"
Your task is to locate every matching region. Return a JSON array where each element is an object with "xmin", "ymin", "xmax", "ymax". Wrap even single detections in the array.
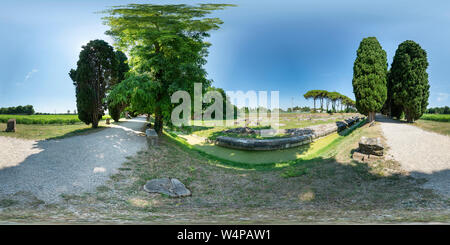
[
  {"xmin": 437, "ymin": 92, "xmax": 449, "ymax": 102},
  {"xmin": 24, "ymin": 68, "xmax": 39, "ymax": 81}
]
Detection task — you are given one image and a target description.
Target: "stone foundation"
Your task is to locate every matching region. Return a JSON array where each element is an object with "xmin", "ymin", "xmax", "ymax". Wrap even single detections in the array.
[{"xmin": 215, "ymin": 116, "xmax": 363, "ymax": 151}]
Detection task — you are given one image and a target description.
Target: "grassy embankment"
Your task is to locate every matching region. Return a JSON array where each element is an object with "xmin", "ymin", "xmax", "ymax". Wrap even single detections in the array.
[
  {"xmin": 413, "ymin": 114, "xmax": 450, "ymax": 136},
  {"xmin": 0, "ymin": 114, "xmax": 113, "ymax": 140}
]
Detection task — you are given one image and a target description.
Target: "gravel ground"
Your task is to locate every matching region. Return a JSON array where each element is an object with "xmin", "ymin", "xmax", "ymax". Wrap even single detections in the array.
[
  {"xmin": 0, "ymin": 117, "xmax": 147, "ymax": 203},
  {"xmin": 378, "ymin": 115, "xmax": 450, "ymax": 197}
]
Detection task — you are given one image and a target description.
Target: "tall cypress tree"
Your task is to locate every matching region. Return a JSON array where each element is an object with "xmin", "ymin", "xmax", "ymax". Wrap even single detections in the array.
[
  {"xmin": 352, "ymin": 37, "xmax": 388, "ymax": 122},
  {"xmin": 390, "ymin": 40, "xmax": 429, "ymax": 122},
  {"xmin": 70, "ymin": 40, "xmax": 117, "ymax": 128},
  {"xmin": 108, "ymin": 51, "xmax": 130, "ymax": 122}
]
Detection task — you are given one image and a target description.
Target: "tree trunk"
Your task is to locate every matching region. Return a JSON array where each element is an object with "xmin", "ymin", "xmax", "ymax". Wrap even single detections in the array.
[
  {"xmin": 313, "ymin": 99, "xmax": 316, "ymax": 113},
  {"xmin": 92, "ymin": 111, "xmax": 99, "ymax": 128},
  {"xmin": 367, "ymin": 111, "xmax": 376, "ymax": 122},
  {"xmin": 406, "ymin": 113, "xmax": 414, "ymax": 123},
  {"xmin": 154, "ymin": 106, "xmax": 163, "ymax": 136}
]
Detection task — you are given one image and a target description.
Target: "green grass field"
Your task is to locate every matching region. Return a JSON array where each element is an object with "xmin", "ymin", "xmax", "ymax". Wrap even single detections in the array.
[
  {"xmin": 420, "ymin": 113, "xmax": 450, "ymax": 122},
  {"xmin": 0, "ymin": 121, "xmax": 111, "ymax": 140},
  {"xmin": 0, "ymin": 114, "xmax": 111, "ymax": 125}
]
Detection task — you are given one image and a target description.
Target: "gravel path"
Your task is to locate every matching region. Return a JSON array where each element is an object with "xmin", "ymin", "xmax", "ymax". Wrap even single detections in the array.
[
  {"xmin": 378, "ymin": 115, "xmax": 450, "ymax": 197},
  {"xmin": 0, "ymin": 117, "xmax": 147, "ymax": 203}
]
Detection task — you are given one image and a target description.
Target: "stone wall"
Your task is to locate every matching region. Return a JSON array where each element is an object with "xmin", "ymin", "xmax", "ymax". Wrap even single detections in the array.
[{"xmin": 215, "ymin": 116, "xmax": 363, "ymax": 151}]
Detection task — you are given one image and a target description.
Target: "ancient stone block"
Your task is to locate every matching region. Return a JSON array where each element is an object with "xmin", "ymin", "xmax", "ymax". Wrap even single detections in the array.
[
  {"xmin": 5, "ymin": 119, "xmax": 16, "ymax": 132},
  {"xmin": 215, "ymin": 116, "xmax": 361, "ymax": 151},
  {"xmin": 358, "ymin": 137, "xmax": 384, "ymax": 156},
  {"xmin": 146, "ymin": 128, "xmax": 159, "ymax": 146}
]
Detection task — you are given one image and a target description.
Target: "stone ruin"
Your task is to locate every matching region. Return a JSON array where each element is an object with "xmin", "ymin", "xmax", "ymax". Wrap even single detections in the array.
[
  {"xmin": 352, "ymin": 137, "xmax": 384, "ymax": 163},
  {"xmin": 146, "ymin": 128, "xmax": 159, "ymax": 146},
  {"xmin": 215, "ymin": 116, "xmax": 363, "ymax": 151},
  {"xmin": 223, "ymin": 127, "xmax": 256, "ymax": 135},
  {"xmin": 357, "ymin": 137, "xmax": 384, "ymax": 156},
  {"xmin": 5, "ymin": 119, "xmax": 16, "ymax": 132}
]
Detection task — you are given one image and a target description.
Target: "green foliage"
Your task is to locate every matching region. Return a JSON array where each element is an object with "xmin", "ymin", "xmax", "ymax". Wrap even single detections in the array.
[
  {"xmin": 352, "ymin": 37, "xmax": 388, "ymax": 119},
  {"xmin": 426, "ymin": 106, "xmax": 450, "ymax": 114},
  {"xmin": 204, "ymin": 86, "xmax": 238, "ymax": 120},
  {"xmin": 0, "ymin": 105, "xmax": 35, "ymax": 115},
  {"xmin": 103, "ymin": 3, "xmax": 234, "ymax": 134},
  {"xmin": 303, "ymin": 90, "xmax": 322, "ymax": 111},
  {"xmin": 389, "ymin": 41, "xmax": 430, "ymax": 122},
  {"xmin": 304, "ymin": 90, "xmax": 355, "ymax": 113},
  {"xmin": 107, "ymin": 50, "xmax": 130, "ymax": 122},
  {"xmin": 420, "ymin": 114, "xmax": 450, "ymax": 122},
  {"xmin": 70, "ymin": 40, "xmax": 117, "ymax": 128}
]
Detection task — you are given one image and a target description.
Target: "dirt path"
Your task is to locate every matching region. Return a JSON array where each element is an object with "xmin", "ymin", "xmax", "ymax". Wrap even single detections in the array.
[
  {"xmin": 0, "ymin": 117, "xmax": 147, "ymax": 203},
  {"xmin": 377, "ymin": 114, "xmax": 450, "ymax": 197}
]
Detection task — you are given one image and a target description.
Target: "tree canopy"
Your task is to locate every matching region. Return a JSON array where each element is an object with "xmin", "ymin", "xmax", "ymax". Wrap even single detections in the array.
[
  {"xmin": 304, "ymin": 90, "xmax": 355, "ymax": 113},
  {"xmin": 107, "ymin": 50, "xmax": 130, "ymax": 122},
  {"xmin": 389, "ymin": 40, "xmax": 430, "ymax": 122},
  {"xmin": 352, "ymin": 37, "xmax": 388, "ymax": 122},
  {"xmin": 0, "ymin": 105, "xmax": 35, "ymax": 115},
  {"xmin": 103, "ymin": 3, "xmax": 234, "ymax": 134},
  {"xmin": 70, "ymin": 40, "xmax": 117, "ymax": 128}
]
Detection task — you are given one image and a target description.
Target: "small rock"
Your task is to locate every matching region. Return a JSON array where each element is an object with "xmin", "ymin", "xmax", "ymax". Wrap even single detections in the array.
[
  {"xmin": 106, "ymin": 118, "xmax": 111, "ymax": 125},
  {"xmin": 358, "ymin": 137, "xmax": 384, "ymax": 156},
  {"xmin": 6, "ymin": 119, "xmax": 16, "ymax": 132},
  {"xmin": 143, "ymin": 178, "xmax": 191, "ymax": 198}
]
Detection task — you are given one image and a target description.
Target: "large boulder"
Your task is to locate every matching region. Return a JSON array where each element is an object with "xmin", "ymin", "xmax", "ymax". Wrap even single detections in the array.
[
  {"xmin": 5, "ymin": 119, "xmax": 16, "ymax": 132},
  {"xmin": 143, "ymin": 178, "xmax": 191, "ymax": 198},
  {"xmin": 358, "ymin": 137, "xmax": 384, "ymax": 156}
]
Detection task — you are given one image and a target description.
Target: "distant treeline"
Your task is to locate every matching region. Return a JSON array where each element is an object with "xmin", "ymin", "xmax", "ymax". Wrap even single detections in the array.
[
  {"xmin": 426, "ymin": 106, "xmax": 450, "ymax": 114},
  {"xmin": 303, "ymin": 90, "xmax": 356, "ymax": 113},
  {"xmin": 0, "ymin": 105, "xmax": 35, "ymax": 115}
]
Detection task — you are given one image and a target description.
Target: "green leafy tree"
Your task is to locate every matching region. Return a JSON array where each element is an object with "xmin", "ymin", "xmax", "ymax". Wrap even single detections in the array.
[
  {"xmin": 103, "ymin": 3, "xmax": 234, "ymax": 134},
  {"xmin": 328, "ymin": 91, "xmax": 341, "ymax": 113},
  {"xmin": 352, "ymin": 37, "xmax": 388, "ymax": 122},
  {"xmin": 107, "ymin": 51, "xmax": 130, "ymax": 122},
  {"xmin": 70, "ymin": 40, "xmax": 117, "ymax": 128},
  {"xmin": 303, "ymin": 90, "xmax": 322, "ymax": 112},
  {"xmin": 383, "ymin": 70, "xmax": 403, "ymax": 118},
  {"xmin": 318, "ymin": 90, "xmax": 328, "ymax": 112},
  {"xmin": 390, "ymin": 40, "xmax": 430, "ymax": 122}
]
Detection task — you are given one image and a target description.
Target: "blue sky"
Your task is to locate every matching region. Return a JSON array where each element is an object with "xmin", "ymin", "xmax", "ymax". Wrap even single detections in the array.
[{"xmin": 0, "ymin": 0, "xmax": 449, "ymax": 113}]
